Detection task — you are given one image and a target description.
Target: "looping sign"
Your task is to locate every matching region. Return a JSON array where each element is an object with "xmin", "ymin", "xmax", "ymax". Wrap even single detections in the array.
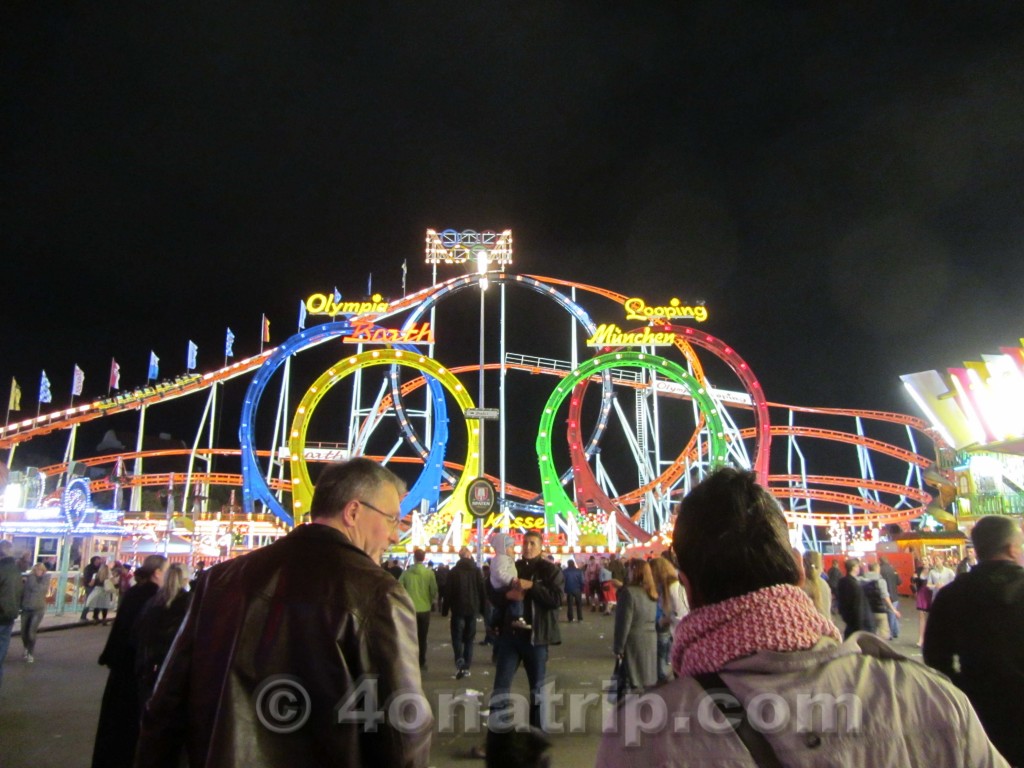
[{"xmin": 623, "ymin": 297, "xmax": 708, "ymax": 323}]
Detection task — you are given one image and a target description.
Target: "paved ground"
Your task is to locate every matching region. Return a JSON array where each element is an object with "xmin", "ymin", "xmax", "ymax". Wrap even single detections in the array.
[{"xmin": 0, "ymin": 605, "xmax": 926, "ymax": 768}]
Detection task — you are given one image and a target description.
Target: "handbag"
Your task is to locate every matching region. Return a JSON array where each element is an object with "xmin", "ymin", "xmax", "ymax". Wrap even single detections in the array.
[{"xmin": 607, "ymin": 656, "xmax": 626, "ymax": 701}]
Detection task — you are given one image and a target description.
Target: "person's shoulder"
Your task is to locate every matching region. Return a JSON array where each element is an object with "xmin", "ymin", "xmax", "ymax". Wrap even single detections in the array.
[{"xmin": 539, "ymin": 557, "xmax": 563, "ymax": 578}]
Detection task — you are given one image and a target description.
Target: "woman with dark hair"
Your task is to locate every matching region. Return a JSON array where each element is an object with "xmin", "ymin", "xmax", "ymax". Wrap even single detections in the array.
[
  {"xmin": 84, "ymin": 563, "xmax": 114, "ymax": 624},
  {"xmin": 611, "ymin": 558, "xmax": 658, "ymax": 695},
  {"xmin": 598, "ymin": 467, "xmax": 1007, "ymax": 766}
]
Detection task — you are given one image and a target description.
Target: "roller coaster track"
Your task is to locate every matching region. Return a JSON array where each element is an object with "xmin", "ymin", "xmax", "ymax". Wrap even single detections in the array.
[
  {"xmin": 37, "ymin": 448, "xmax": 542, "ymax": 503},
  {"xmin": 0, "ymin": 353, "xmax": 276, "ymax": 449},
  {"xmin": 738, "ymin": 426, "xmax": 932, "ymax": 468},
  {"xmin": 4, "ymin": 270, "xmax": 938, "ymax": 534},
  {"xmin": 769, "ymin": 474, "xmax": 931, "ymax": 504}
]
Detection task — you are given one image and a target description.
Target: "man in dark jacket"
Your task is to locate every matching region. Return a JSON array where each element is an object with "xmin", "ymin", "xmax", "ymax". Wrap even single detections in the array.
[
  {"xmin": 488, "ymin": 531, "xmax": 563, "ymax": 731},
  {"xmin": 835, "ymin": 557, "xmax": 875, "ymax": 638},
  {"xmin": 446, "ymin": 547, "xmax": 485, "ymax": 679},
  {"xmin": 0, "ymin": 540, "xmax": 24, "ymax": 691},
  {"xmin": 136, "ymin": 458, "xmax": 430, "ymax": 768},
  {"xmin": 924, "ymin": 515, "xmax": 1024, "ymax": 766},
  {"xmin": 563, "ymin": 559, "xmax": 585, "ymax": 622},
  {"xmin": 92, "ymin": 553, "xmax": 167, "ymax": 768}
]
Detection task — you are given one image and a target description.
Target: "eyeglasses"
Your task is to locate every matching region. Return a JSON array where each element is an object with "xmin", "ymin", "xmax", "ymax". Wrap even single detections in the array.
[{"xmin": 358, "ymin": 499, "xmax": 401, "ymax": 531}]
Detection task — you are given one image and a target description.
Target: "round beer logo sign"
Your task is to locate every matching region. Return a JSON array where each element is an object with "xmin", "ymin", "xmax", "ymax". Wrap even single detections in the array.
[{"xmin": 466, "ymin": 477, "xmax": 497, "ymax": 519}]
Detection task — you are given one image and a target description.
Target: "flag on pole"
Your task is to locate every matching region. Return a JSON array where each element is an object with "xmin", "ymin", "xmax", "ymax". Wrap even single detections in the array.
[
  {"xmin": 187, "ymin": 340, "xmax": 198, "ymax": 371},
  {"xmin": 298, "ymin": 300, "xmax": 307, "ymax": 330},
  {"xmin": 8, "ymin": 378, "xmax": 21, "ymax": 412},
  {"xmin": 225, "ymin": 328, "xmax": 235, "ymax": 357},
  {"xmin": 148, "ymin": 352, "xmax": 160, "ymax": 381},
  {"xmin": 402, "ymin": 259, "xmax": 407, "ymax": 296},
  {"xmin": 39, "ymin": 371, "xmax": 52, "ymax": 404},
  {"xmin": 333, "ymin": 287, "xmax": 342, "ymax": 305},
  {"xmin": 262, "ymin": 314, "xmax": 271, "ymax": 344},
  {"xmin": 72, "ymin": 365, "xmax": 85, "ymax": 396},
  {"xmin": 367, "ymin": 273, "xmax": 372, "ymax": 295},
  {"xmin": 109, "ymin": 359, "xmax": 121, "ymax": 390}
]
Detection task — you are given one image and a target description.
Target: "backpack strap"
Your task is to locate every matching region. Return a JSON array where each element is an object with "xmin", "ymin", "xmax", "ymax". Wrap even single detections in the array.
[{"xmin": 692, "ymin": 672, "xmax": 785, "ymax": 768}]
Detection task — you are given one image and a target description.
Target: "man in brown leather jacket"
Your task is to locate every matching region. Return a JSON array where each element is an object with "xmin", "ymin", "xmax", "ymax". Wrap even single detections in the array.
[{"xmin": 135, "ymin": 458, "xmax": 431, "ymax": 767}]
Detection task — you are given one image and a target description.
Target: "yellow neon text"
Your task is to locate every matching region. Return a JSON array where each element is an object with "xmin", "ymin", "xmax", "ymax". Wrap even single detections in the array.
[
  {"xmin": 306, "ymin": 293, "xmax": 389, "ymax": 317},
  {"xmin": 481, "ymin": 512, "xmax": 545, "ymax": 530},
  {"xmin": 585, "ymin": 324, "xmax": 677, "ymax": 347},
  {"xmin": 624, "ymin": 297, "xmax": 708, "ymax": 323}
]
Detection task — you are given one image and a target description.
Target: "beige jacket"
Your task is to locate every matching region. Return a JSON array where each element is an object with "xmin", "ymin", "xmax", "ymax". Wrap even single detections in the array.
[{"xmin": 598, "ymin": 632, "xmax": 1008, "ymax": 767}]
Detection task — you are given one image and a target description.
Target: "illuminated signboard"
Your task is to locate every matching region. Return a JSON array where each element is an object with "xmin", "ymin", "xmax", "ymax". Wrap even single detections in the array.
[
  {"xmin": 586, "ymin": 324, "xmax": 677, "ymax": 347},
  {"xmin": 479, "ymin": 512, "xmax": 544, "ymax": 530},
  {"xmin": 464, "ymin": 513, "xmax": 568, "ymax": 546},
  {"xmin": 624, "ymin": 297, "xmax": 708, "ymax": 323},
  {"xmin": 305, "ymin": 292, "xmax": 389, "ymax": 318},
  {"xmin": 343, "ymin": 319, "xmax": 435, "ymax": 345},
  {"xmin": 425, "ymin": 229, "xmax": 514, "ymax": 266},
  {"xmin": 585, "ymin": 298, "xmax": 709, "ymax": 347},
  {"xmin": 279, "ymin": 446, "xmax": 352, "ymax": 462},
  {"xmin": 61, "ymin": 477, "xmax": 91, "ymax": 530}
]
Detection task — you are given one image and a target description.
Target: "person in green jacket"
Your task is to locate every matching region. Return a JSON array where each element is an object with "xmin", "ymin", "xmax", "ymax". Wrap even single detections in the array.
[{"xmin": 400, "ymin": 548, "xmax": 438, "ymax": 670}]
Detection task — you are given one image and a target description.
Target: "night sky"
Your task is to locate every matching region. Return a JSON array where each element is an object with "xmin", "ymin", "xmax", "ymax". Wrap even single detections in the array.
[{"xmin": 3, "ymin": 3, "xmax": 1024, "ymax": 461}]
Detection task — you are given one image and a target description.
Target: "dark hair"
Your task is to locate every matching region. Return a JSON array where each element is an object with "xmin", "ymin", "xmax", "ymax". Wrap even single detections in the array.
[
  {"xmin": 413, "ymin": 548, "xmax": 426, "ymax": 563},
  {"xmin": 485, "ymin": 725, "xmax": 551, "ymax": 768},
  {"xmin": 523, "ymin": 531, "xmax": 543, "ymax": 545},
  {"xmin": 844, "ymin": 557, "xmax": 860, "ymax": 576},
  {"xmin": 672, "ymin": 467, "xmax": 799, "ymax": 607},
  {"xmin": 309, "ymin": 458, "xmax": 406, "ymax": 520},
  {"xmin": 971, "ymin": 516, "xmax": 1020, "ymax": 561}
]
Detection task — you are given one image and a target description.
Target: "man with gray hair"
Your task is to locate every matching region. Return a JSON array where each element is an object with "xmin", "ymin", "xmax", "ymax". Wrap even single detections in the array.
[
  {"xmin": 137, "ymin": 458, "xmax": 430, "ymax": 767},
  {"xmin": 925, "ymin": 515, "xmax": 1024, "ymax": 766}
]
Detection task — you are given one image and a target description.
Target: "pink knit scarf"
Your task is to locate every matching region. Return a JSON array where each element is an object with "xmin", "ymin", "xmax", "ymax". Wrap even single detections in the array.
[{"xmin": 671, "ymin": 584, "xmax": 841, "ymax": 677}]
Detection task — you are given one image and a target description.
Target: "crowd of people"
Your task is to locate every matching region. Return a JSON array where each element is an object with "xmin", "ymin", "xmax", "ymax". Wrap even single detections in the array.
[
  {"xmin": 0, "ymin": 456, "xmax": 1021, "ymax": 767},
  {"xmin": 390, "ymin": 534, "xmax": 691, "ymax": 704}
]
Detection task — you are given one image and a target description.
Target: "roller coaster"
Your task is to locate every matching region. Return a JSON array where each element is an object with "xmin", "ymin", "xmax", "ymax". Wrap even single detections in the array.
[{"xmin": 0, "ymin": 231, "xmax": 946, "ymax": 551}]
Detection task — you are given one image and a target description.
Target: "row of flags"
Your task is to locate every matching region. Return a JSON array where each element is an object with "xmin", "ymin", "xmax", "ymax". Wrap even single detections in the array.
[{"xmin": 6, "ymin": 316, "xmax": 277, "ymax": 414}]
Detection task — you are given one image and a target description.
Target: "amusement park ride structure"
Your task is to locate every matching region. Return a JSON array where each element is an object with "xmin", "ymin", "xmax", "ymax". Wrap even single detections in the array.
[{"xmin": 0, "ymin": 229, "xmax": 946, "ymax": 556}]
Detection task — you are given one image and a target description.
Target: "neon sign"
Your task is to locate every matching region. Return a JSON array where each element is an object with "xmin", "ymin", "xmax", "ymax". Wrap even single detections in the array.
[
  {"xmin": 624, "ymin": 297, "xmax": 708, "ymax": 323},
  {"xmin": 468, "ymin": 514, "xmax": 568, "ymax": 546},
  {"xmin": 343, "ymin": 319, "xmax": 435, "ymax": 345},
  {"xmin": 305, "ymin": 293, "xmax": 389, "ymax": 317},
  {"xmin": 425, "ymin": 229, "xmax": 514, "ymax": 266},
  {"xmin": 61, "ymin": 477, "xmax": 91, "ymax": 531},
  {"xmin": 480, "ymin": 512, "xmax": 545, "ymax": 530},
  {"xmin": 586, "ymin": 324, "xmax": 677, "ymax": 347}
]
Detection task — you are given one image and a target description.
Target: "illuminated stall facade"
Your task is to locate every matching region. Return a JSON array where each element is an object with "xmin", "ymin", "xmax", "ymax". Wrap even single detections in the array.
[{"xmin": 902, "ymin": 339, "xmax": 1024, "ymax": 525}]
